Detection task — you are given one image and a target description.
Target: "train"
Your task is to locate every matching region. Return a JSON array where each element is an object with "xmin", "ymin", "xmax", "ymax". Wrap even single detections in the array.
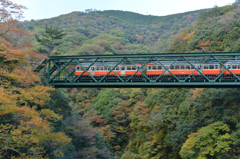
[{"xmin": 75, "ymin": 60, "xmax": 240, "ymax": 81}]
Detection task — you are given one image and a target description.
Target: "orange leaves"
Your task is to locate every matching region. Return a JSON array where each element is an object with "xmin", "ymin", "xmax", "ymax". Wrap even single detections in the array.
[
  {"xmin": 171, "ymin": 30, "xmax": 195, "ymax": 43},
  {"xmin": 0, "ymin": 45, "xmax": 28, "ymax": 70},
  {"xmin": 171, "ymin": 34, "xmax": 183, "ymax": 41},
  {"xmin": 0, "ymin": 0, "xmax": 26, "ymax": 35},
  {"xmin": 192, "ymin": 88, "xmax": 206, "ymax": 98},
  {"xmin": 98, "ymin": 39, "xmax": 107, "ymax": 45},
  {"xmin": 0, "ymin": 0, "xmax": 39, "ymax": 68},
  {"xmin": 198, "ymin": 40, "xmax": 211, "ymax": 49},
  {"xmin": 136, "ymin": 34, "xmax": 144, "ymax": 43},
  {"xmin": 169, "ymin": 29, "xmax": 196, "ymax": 52},
  {"xmin": 90, "ymin": 115, "xmax": 107, "ymax": 127}
]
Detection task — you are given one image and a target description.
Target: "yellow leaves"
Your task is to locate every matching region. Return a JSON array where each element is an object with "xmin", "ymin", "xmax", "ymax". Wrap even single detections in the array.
[
  {"xmin": 18, "ymin": 85, "xmax": 54, "ymax": 107},
  {"xmin": 8, "ymin": 68, "xmax": 41, "ymax": 87},
  {"xmin": 0, "ymin": 69, "xmax": 12, "ymax": 87},
  {"xmin": 183, "ymin": 31, "xmax": 195, "ymax": 44},
  {"xmin": 0, "ymin": 87, "xmax": 19, "ymax": 116},
  {"xmin": 0, "ymin": 67, "xmax": 42, "ymax": 88},
  {"xmin": 18, "ymin": 110, "xmax": 51, "ymax": 133},
  {"xmin": 53, "ymin": 149, "xmax": 64, "ymax": 158},
  {"xmin": 40, "ymin": 109, "xmax": 62, "ymax": 122},
  {"xmin": 99, "ymin": 125, "xmax": 116, "ymax": 142},
  {"xmin": 39, "ymin": 132, "xmax": 72, "ymax": 148},
  {"xmin": 153, "ymin": 105, "xmax": 161, "ymax": 110},
  {"xmin": 0, "ymin": 43, "xmax": 6, "ymax": 51},
  {"xmin": 0, "ymin": 1, "xmax": 71, "ymax": 158}
]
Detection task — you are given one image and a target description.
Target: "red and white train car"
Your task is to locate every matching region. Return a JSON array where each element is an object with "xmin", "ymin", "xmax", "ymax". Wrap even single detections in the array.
[
  {"xmin": 75, "ymin": 61, "xmax": 240, "ymax": 77},
  {"xmin": 75, "ymin": 63, "xmax": 142, "ymax": 77}
]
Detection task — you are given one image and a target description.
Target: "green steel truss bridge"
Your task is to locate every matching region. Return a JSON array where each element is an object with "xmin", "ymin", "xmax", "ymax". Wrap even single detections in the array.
[{"xmin": 34, "ymin": 52, "xmax": 240, "ymax": 88}]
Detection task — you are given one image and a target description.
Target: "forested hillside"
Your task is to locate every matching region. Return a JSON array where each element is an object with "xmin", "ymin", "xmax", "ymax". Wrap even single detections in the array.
[
  {"xmin": 3, "ymin": 0, "xmax": 240, "ymax": 158},
  {"xmin": 23, "ymin": 9, "xmax": 202, "ymax": 55}
]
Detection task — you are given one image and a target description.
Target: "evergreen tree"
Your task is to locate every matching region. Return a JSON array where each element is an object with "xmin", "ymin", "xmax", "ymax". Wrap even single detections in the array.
[{"xmin": 35, "ymin": 26, "xmax": 66, "ymax": 55}]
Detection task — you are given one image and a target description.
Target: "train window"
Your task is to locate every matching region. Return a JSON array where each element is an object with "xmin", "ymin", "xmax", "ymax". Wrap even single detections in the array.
[
  {"xmin": 158, "ymin": 66, "xmax": 162, "ymax": 70},
  {"xmin": 204, "ymin": 65, "xmax": 208, "ymax": 69},
  {"xmin": 191, "ymin": 65, "xmax": 194, "ymax": 69},
  {"xmin": 107, "ymin": 66, "xmax": 111, "ymax": 70},
  {"xmin": 132, "ymin": 66, "xmax": 136, "ymax": 70},
  {"xmin": 76, "ymin": 67, "xmax": 80, "ymax": 71},
  {"xmin": 100, "ymin": 66, "xmax": 103, "ymax": 70},
  {"xmin": 148, "ymin": 66, "xmax": 151, "ymax": 70},
  {"xmin": 238, "ymin": 65, "xmax": 240, "ymax": 69},
  {"xmin": 209, "ymin": 65, "xmax": 214, "ymax": 69},
  {"xmin": 181, "ymin": 65, "xmax": 185, "ymax": 69},
  {"xmin": 215, "ymin": 65, "xmax": 218, "ymax": 69},
  {"xmin": 116, "ymin": 66, "xmax": 119, "ymax": 70},
  {"xmin": 91, "ymin": 67, "xmax": 95, "ymax": 71},
  {"xmin": 121, "ymin": 66, "xmax": 125, "ymax": 70},
  {"xmin": 85, "ymin": 67, "xmax": 88, "ymax": 70},
  {"xmin": 186, "ymin": 65, "xmax": 190, "ymax": 70},
  {"xmin": 96, "ymin": 66, "xmax": 100, "ymax": 70},
  {"xmin": 170, "ymin": 65, "xmax": 174, "ymax": 70},
  {"xmin": 104, "ymin": 66, "xmax": 107, "ymax": 70},
  {"xmin": 153, "ymin": 66, "xmax": 157, "ymax": 70},
  {"xmin": 232, "ymin": 65, "xmax": 237, "ymax": 69},
  {"xmin": 175, "ymin": 65, "xmax": 179, "ymax": 70},
  {"xmin": 127, "ymin": 66, "xmax": 131, "ymax": 70}
]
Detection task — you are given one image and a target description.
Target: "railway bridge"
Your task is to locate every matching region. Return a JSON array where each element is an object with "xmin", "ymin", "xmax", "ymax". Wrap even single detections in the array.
[{"xmin": 34, "ymin": 52, "xmax": 240, "ymax": 88}]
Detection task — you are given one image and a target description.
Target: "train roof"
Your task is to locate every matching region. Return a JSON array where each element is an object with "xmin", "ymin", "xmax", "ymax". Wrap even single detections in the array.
[
  {"xmin": 148, "ymin": 61, "xmax": 220, "ymax": 65},
  {"xmin": 77, "ymin": 61, "xmax": 222, "ymax": 66},
  {"xmin": 77, "ymin": 62, "xmax": 141, "ymax": 66},
  {"xmin": 225, "ymin": 60, "xmax": 240, "ymax": 64}
]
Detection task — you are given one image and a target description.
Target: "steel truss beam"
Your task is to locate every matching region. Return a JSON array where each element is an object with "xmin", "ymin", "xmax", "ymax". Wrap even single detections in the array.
[{"xmin": 34, "ymin": 52, "xmax": 240, "ymax": 88}]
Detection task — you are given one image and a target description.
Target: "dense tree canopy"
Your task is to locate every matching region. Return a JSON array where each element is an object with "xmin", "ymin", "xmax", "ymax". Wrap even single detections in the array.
[{"xmin": 3, "ymin": 0, "xmax": 240, "ymax": 158}]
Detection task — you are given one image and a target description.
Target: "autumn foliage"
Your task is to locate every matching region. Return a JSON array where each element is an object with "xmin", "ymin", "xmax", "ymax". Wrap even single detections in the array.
[{"xmin": 0, "ymin": 1, "xmax": 72, "ymax": 158}]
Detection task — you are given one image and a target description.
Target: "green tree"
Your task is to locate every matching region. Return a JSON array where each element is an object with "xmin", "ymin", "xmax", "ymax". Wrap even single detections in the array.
[
  {"xmin": 35, "ymin": 26, "xmax": 66, "ymax": 54},
  {"xmin": 180, "ymin": 121, "xmax": 233, "ymax": 159}
]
